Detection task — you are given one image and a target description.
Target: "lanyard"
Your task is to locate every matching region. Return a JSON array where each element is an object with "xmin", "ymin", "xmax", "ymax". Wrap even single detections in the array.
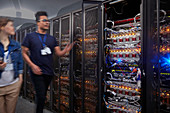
[
  {"xmin": 0, "ymin": 45, "xmax": 11, "ymax": 61},
  {"xmin": 38, "ymin": 34, "xmax": 47, "ymax": 48}
]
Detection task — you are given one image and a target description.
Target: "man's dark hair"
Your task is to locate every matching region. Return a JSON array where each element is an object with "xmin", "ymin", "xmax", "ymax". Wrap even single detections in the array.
[{"xmin": 35, "ymin": 11, "xmax": 48, "ymax": 22}]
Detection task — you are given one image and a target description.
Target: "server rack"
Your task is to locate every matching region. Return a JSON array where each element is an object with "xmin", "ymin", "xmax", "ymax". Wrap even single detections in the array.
[
  {"xmin": 51, "ymin": 14, "xmax": 73, "ymax": 113},
  {"xmin": 59, "ymin": 14, "xmax": 72, "ymax": 113},
  {"xmin": 52, "ymin": 18, "xmax": 60, "ymax": 112},
  {"xmin": 141, "ymin": 0, "xmax": 170, "ymax": 112},
  {"xmin": 15, "ymin": 23, "xmax": 36, "ymax": 100},
  {"xmin": 72, "ymin": 6, "xmax": 101, "ymax": 113},
  {"xmin": 157, "ymin": 0, "xmax": 170, "ymax": 112},
  {"xmin": 101, "ymin": 1, "xmax": 142, "ymax": 113},
  {"xmin": 83, "ymin": 6, "xmax": 99, "ymax": 113},
  {"xmin": 72, "ymin": 10, "xmax": 83, "ymax": 113}
]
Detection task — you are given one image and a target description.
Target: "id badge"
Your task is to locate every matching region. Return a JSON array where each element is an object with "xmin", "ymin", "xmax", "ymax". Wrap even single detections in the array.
[
  {"xmin": 44, "ymin": 47, "xmax": 52, "ymax": 54},
  {"xmin": 41, "ymin": 49, "xmax": 47, "ymax": 55},
  {"xmin": 41, "ymin": 47, "xmax": 52, "ymax": 55}
]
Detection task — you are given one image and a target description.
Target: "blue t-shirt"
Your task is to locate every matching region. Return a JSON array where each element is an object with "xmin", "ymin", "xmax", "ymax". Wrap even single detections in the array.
[{"xmin": 22, "ymin": 32, "xmax": 58, "ymax": 76}]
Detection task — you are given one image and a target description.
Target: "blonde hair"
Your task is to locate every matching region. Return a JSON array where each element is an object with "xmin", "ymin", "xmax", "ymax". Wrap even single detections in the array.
[{"xmin": 0, "ymin": 17, "xmax": 13, "ymax": 31}]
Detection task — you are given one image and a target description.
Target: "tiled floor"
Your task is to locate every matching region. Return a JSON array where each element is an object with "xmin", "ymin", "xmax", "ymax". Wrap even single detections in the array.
[{"xmin": 16, "ymin": 97, "xmax": 53, "ymax": 113}]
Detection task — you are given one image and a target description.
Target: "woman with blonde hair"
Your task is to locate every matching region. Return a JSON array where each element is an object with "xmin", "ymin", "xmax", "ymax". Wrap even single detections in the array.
[{"xmin": 0, "ymin": 17, "xmax": 23, "ymax": 113}]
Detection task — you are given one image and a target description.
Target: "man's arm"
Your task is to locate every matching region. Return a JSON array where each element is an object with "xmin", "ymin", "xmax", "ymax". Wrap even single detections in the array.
[
  {"xmin": 22, "ymin": 46, "xmax": 42, "ymax": 75},
  {"xmin": 55, "ymin": 42, "xmax": 74, "ymax": 56}
]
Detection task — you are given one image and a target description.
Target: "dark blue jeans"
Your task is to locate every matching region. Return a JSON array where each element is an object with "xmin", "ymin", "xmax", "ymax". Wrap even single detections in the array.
[{"xmin": 31, "ymin": 74, "xmax": 53, "ymax": 113}]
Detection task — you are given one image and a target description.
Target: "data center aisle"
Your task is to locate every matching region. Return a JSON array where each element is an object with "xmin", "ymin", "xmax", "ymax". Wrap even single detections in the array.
[{"xmin": 16, "ymin": 97, "xmax": 52, "ymax": 113}]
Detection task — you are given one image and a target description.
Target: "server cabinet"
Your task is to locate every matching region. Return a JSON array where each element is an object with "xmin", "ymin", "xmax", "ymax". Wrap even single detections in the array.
[
  {"xmin": 142, "ymin": 0, "xmax": 161, "ymax": 112},
  {"xmin": 158, "ymin": 0, "xmax": 170, "ymax": 112},
  {"xmin": 15, "ymin": 24, "xmax": 36, "ymax": 100},
  {"xmin": 102, "ymin": 1, "xmax": 142, "ymax": 113},
  {"xmin": 83, "ymin": 7, "xmax": 99, "ymax": 113},
  {"xmin": 72, "ymin": 11, "xmax": 83, "ymax": 113},
  {"xmin": 24, "ymin": 26, "xmax": 36, "ymax": 102},
  {"xmin": 52, "ymin": 18, "xmax": 60, "ymax": 112},
  {"xmin": 60, "ymin": 15, "xmax": 71, "ymax": 113},
  {"xmin": 138, "ymin": 0, "xmax": 170, "ymax": 112},
  {"xmin": 52, "ymin": 14, "xmax": 72, "ymax": 113}
]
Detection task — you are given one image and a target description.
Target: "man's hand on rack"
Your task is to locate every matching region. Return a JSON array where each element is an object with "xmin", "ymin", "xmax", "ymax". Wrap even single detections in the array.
[{"xmin": 66, "ymin": 42, "xmax": 75, "ymax": 52}]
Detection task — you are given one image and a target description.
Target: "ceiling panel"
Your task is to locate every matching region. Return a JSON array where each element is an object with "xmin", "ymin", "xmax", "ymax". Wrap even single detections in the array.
[
  {"xmin": 0, "ymin": 0, "xmax": 14, "ymax": 9},
  {"xmin": 0, "ymin": 0, "xmax": 81, "ymax": 19}
]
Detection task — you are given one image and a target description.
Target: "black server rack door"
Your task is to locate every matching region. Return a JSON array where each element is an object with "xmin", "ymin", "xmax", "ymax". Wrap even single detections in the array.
[
  {"xmin": 142, "ymin": 0, "xmax": 159, "ymax": 112},
  {"xmin": 84, "ymin": 7, "xmax": 99, "ymax": 113},
  {"xmin": 60, "ymin": 15, "xmax": 71, "ymax": 113},
  {"xmin": 159, "ymin": 0, "xmax": 170, "ymax": 112},
  {"xmin": 52, "ymin": 19, "xmax": 60, "ymax": 112},
  {"xmin": 73, "ymin": 11, "xmax": 83, "ymax": 113}
]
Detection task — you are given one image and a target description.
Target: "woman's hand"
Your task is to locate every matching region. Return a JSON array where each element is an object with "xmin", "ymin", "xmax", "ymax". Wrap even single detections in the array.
[
  {"xmin": 19, "ymin": 74, "xmax": 23, "ymax": 83},
  {"xmin": 0, "ymin": 62, "xmax": 7, "ymax": 70}
]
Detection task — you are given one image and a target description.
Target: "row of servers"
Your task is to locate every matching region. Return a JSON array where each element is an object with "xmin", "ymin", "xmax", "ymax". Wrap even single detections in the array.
[
  {"xmin": 52, "ymin": 7, "xmax": 99, "ymax": 113},
  {"xmin": 15, "ymin": 0, "xmax": 170, "ymax": 113}
]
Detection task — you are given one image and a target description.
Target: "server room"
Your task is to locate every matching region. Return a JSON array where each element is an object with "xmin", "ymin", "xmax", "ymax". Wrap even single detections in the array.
[{"xmin": 0, "ymin": 0, "xmax": 170, "ymax": 113}]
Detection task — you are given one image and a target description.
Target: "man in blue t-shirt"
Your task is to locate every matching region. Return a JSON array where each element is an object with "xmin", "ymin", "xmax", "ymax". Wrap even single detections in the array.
[{"xmin": 22, "ymin": 11, "xmax": 74, "ymax": 113}]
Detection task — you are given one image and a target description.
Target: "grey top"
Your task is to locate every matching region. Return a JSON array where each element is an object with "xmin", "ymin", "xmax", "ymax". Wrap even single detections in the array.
[{"xmin": 0, "ymin": 51, "xmax": 18, "ymax": 87}]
